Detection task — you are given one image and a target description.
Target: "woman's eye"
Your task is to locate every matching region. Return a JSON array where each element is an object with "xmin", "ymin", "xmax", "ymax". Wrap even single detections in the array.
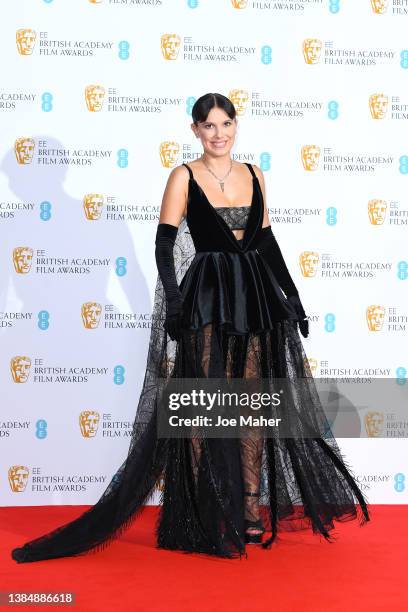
[{"xmin": 204, "ymin": 122, "xmax": 231, "ymax": 128}]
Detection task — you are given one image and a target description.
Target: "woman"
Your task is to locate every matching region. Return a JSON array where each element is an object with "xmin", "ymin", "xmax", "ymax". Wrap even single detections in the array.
[{"xmin": 12, "ymin": 93, "xmax": 370, "ymax": 563}]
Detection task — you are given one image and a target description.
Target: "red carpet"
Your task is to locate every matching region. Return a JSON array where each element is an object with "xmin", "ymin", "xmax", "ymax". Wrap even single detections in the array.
[{"xmin": 2, "ymin": 505, "xmax": 406, "ymax": 611}]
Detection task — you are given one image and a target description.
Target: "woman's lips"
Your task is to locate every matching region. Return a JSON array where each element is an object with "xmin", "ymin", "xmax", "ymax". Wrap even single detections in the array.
[{"xmin": 211, "ymin": 141, "xmax": 227, "ymax": 148}]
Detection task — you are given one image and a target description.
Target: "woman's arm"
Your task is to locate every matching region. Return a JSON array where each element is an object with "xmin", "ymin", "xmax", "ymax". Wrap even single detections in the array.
[
  {"xmin": 252, "ymin": 164, "xmax": 271, "ymax": 229},
  {"xmin": 251, "ymin": 163, "xmax": 299, "ymax": 295},
  {"xmin": 251, "ymin": 164, "xmax": 309, "ymax": 338},
  {"xmin": 158, "ymin": 165, "xmax": 189, "ymax": 224},
  {"xmin": 155, "ymin": 166, "xmax": 189, "ymax": 341}
]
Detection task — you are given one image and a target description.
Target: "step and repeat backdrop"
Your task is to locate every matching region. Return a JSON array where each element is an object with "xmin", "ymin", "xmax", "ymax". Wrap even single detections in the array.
[{"xmin": 1, "ymin": 0, "xmax": 407, "ymax": 507}]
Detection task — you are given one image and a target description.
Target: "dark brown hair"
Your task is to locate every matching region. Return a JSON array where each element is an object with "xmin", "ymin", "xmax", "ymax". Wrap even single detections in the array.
[{"xmin": 191, "ymin": 93, "xmax": 236, "ymax": 124}]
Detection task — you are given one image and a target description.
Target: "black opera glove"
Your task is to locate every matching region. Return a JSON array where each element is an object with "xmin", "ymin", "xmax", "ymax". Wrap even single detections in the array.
[
  {"xmin": 155, "ymin": 222, "xmax": 184, "ymax": 341},
  {"xmin": 286, "ymin": 294, "xmax": 309, "ymax": 339},
  {"xmin": 255, "ymin": 225, "xmax": 309, "ymax": 338}
]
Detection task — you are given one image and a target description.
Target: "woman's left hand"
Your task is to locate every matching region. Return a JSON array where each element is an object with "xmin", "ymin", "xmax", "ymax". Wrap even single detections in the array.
[{"xmin": 287, "ymin": 294, "xmax": 309, "ymax": 338}]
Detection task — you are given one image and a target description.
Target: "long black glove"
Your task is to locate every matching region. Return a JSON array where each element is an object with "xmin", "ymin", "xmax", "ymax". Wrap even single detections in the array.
[
  {"xmin": 155, "ymin": 223, "xmax": 184, "ymax": 341},
  {"xmin": 255, "ymin": 225, "xmax": 309, "ymax": 338}
]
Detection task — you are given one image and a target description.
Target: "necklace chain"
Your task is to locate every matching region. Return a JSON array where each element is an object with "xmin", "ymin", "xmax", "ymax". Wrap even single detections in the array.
[{"xmin": 200, "ymin": 155, "xmax": 233, "ymax": 192}]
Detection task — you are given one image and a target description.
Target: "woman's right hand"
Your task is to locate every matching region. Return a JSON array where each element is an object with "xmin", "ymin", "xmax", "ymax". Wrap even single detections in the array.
[{"xmin": 164, "ymin": 302, "xmax": 184, "ymax": 341}]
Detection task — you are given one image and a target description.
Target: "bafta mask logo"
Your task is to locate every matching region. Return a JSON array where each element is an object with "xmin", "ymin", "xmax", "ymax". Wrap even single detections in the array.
[
  {"xmin": 85, "ymin": 85, "xmax": 105, "ymax": 112},
  {"xmin": 10, "ymin": 356, "xmax": 32, "ymax": 383},
  {"xmin": 305, "ymin": 357, "xmax": 318, "ymax": 375},
  {"xmin": 16, "ymin": 29, "xmax": 36, "ymax": 55},
  {"xmin": 161, "ymin": 34, "xmax": 181, "ymax": 60},
  {"xmin": 303, "ymin": 39, "xmax": 322, "ymax": 65},
  {"xmin": 81, "ymin": 302, "xmax": 102, "ymax": 329},
  {"xmin": 83, "ymin": 194, "xmax": 104, "ymax": 220},
  {"xmin": 231, "ymin": 0, "xmax": 248, "ymax": 8},
  {"xmin": 13, "ymin": 247, "xmax": 33, "ymax": 274},
  {"xmin": 371, "ymin": 0, "xmax": 388, "ymax": 14},
  {"xmin": 368, "ymin": 199, "xmax": 387, "ymax": 225},
  {"xmin": 159, "ymin": 141, "xmax": 180, "ymax": 168},
  {"xmin": 369, "ymin": 93, "xmax": 388, "ymax": 119},
  {"xmin": 88, "ymin": 0, "xmax": 103, "ymax": 3},
  {"xmin": 299, "ymin": 251, "xmax": 319, "ymax": 277},
  {"xmin": 228, "ymin": 89, "xmax": 249, "ymax": 116},
  {"xmin": 9, "ymin": 466, "xmax": 30, "ymax": 492},
  {"xmin": 79, "ymin": 410, "xmax": 100, "ymax": 437},
  {"xmin": 364, "ymin": 411, "xmax": 384, "ymax": 437},
  {"xmin": 366, "ymin": 305, "xmax": 385, "ymax": 331},
  {"xmin": 301, "ymin": 145, "xmax": 320, "ymax": 171},
  {"xmin": 15, "ymin": 137, "xmax": 35, "ymax": 165}
]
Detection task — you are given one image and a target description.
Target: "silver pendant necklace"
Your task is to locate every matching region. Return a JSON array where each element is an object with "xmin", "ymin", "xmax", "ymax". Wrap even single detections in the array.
[{"xmin": 200, "ymin": 156, "xmax": 233, "ymax": 192}]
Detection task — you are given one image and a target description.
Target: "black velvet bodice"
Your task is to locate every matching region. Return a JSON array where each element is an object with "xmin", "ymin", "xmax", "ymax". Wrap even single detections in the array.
[
  {"xmin": 179, "ymin": 162, "xmax": 298, "ymax": 333},
  {"xmin": 183, "ymin": 161, "xmax": 264, "ymax": 253}
]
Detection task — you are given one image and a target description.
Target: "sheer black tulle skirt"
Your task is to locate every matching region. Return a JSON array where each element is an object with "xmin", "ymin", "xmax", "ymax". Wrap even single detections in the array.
[
  {"xmin": 156, "ymin": 320, "xmax": 370, "ymax": 558},
  {"xmin": 11, "ymin": 232, "xmax": 370, "ymax": 563},
  {"xmin": 12, "ymin": 317, "xmax": 370, "ymax": 563}
]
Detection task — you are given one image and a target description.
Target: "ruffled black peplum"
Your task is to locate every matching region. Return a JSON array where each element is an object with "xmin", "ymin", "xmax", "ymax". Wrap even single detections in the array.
[{"xmin": 179, "ymin": 246, "xmax": 298, "ymax": 334}]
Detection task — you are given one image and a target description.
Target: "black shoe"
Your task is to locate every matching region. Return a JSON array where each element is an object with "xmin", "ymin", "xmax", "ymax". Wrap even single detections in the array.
[{"xmin": 244, "ymin": 491, "xmax": 265, "ymax": 544}]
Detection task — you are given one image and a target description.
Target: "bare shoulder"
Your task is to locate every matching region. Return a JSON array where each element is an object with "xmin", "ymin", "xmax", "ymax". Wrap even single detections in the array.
[
  {"xmin": 167, "ymin": 163, "xmax": 190, "ymax": 184},
  {"xmin": 159, "ymin": 164, "xmax": 190, "ymax": 223},
  {"xmin": 250, "ymin": 164, "xmax": 269, "ymax": 227},
  {"xmin": 250, "ymin": 163, "xmax": 265, "ymax": 185},
  {"xmin": 163, "ymin": 163, "xmax": 190, "ymax": 197}
]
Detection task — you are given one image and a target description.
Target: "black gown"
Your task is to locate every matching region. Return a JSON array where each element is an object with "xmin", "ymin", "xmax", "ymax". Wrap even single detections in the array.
[{"xmin": 11, "ymin": 162, "xmax": 370, "ymax": 563}]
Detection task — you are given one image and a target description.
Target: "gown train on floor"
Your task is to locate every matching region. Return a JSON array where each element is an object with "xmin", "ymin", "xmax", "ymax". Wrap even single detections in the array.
[{"xmin": 11, "ymin": 162, "xmax": 370, "ymax": 562}]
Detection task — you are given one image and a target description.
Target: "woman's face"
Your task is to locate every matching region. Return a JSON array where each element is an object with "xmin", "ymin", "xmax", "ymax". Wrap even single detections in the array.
[{"xmin": 192, "ymin": 107, "xmax": 237, "ymax": 157}]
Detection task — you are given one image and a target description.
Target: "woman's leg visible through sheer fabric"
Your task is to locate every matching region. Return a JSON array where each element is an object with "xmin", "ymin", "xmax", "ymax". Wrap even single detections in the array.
[
  {"xmin": 189, "ymin": 323, "xmax": 234, "ymax": 486},
  {"xmin": 189, "ymin": 323, "xmax": 214, "ymax": 485},
  {"xmin": 238, "ymin": 334, "xmax": 264, "ymax": 535},
  {"xmin": 188, "ymin": 326, "xmax": 264, "ymax": 537}
]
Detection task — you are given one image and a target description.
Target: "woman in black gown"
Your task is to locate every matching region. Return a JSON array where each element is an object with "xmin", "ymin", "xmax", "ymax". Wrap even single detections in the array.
[{"xmin": 12, "ymin": 92, "xmax": 370, "ymax": 563}]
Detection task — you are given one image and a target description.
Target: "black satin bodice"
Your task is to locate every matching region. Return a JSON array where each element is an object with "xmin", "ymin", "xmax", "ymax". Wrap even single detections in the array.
[{"xmin": 179, "ymin": 162, "xmax": 298, "ymax": 333}]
